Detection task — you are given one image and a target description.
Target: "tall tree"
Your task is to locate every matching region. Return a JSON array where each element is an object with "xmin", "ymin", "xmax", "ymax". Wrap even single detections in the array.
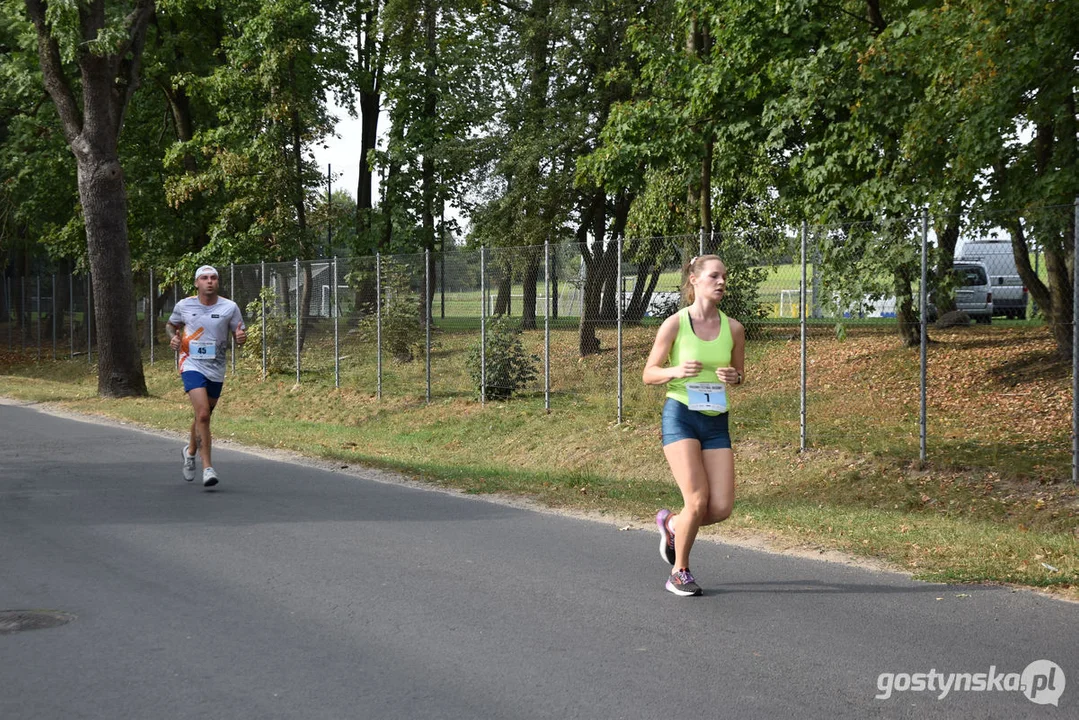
[
  {"xmin": 380, "ymin": 0, "xmax": 499, "ymax": 253},
  {"xmin": 23, "ymin": 0, "xmax": 152, "ymax": 396},
  {"xmin": 899, "ymin": 0, "xmax": 1078, "ymax": 357}
]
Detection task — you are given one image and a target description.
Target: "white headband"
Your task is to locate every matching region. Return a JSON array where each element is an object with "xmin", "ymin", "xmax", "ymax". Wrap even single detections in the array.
[{"xmin": 194, "ymin": 265, "xmax": 218, "ymax": 284}]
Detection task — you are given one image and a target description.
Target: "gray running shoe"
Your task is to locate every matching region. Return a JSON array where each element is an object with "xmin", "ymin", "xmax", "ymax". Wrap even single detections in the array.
[
  {"xmin": 655, "ymin": 509, "xmax": 676, "ymax": 565},
  {"xmin": 182, "ymin": 446, "xmax": 196, "ymax": 482},
  {"xmin": 665, "ymin": 569, "xmax": 702, "ymax": 597},
  {"xmin": 202, "ymin": 467, "xmax": 219, "ymax": 488}
]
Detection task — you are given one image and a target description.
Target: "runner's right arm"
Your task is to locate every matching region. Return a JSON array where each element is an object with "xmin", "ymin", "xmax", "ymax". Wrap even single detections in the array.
[
  {"xmin": 166, "ymin": 303, "xmax": 185, "ymax": 352},
  {"xmin": 642, "ymin": 313, "xmax": 702, "ymax": 385},
  {"xmin": 165, "ymin": 320, "xmax": 184, "ymax": 351}
]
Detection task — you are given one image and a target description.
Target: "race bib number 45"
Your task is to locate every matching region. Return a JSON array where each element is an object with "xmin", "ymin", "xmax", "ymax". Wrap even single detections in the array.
[
  {"xmin": 189, "ymin": 339, "xmax": 216, "ymax": 359},
  {"xmin": 686, "ymin": 382, "xmax": 727, "ymax": 412}
]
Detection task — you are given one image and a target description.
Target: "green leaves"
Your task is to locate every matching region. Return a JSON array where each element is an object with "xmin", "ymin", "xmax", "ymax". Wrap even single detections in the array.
[{"xmin": 467, "ymin": 316, "xmax": 539, "ymax": 400}]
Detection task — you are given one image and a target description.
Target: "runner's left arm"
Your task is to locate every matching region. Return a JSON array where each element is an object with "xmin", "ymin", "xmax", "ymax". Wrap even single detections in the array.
[{"xmin": 716, "ymin": 319, "xmax": 746, "ymax": 385}]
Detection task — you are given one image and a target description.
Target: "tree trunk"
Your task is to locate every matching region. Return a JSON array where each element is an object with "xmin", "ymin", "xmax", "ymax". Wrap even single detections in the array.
[
  {"xmin": 933, "ymin": 212, "xmax": 961, "ymax": 314},
  {"xmin": 1010, "ymin": 220, "xmax": 1049, "ymax": 315},
  {"xmin": 355, "ymin": 1, "xmax": 384, "ymax": 248},
  {"xmin": 25, "ymin": 0, "xmax": 153, "ymax": 397},
  {"xmin": 494, "ymin": 270, "xmax": 512, "ymax": 317},
  {"xmin": 78, "ymin": 153, "xmax": 148, "ymax": 396},
  {"xmin": 289, "ymin": 65, "xmax": 313, "ymax": 353},
  {"xmin": 357, "ymin": 90, "xmax": 380, "ymax": 239},
  {"xmin": 598, "ymin": 252, "xmax": 618, "ymax": 327},
  {"xmin": 520, "ymin": 246, "xmax": 542, "ymax": 330},
  {"xmin": 625, "ymin": 262, "xmax": 661, "ymax": 324},
  {"xmin": 866, "ymin": 0, "xmax": 886, "ymax": 32},
  {"xmin": 551, "ymin": 247, "xmax": 560, "ymax": 319},
  {"xmin": 278, "ymin": 271, "xmax": 292, "ymax": 318},
  {"xmin": 687, "ymin": 13, "xmax": 712, "ymax": 249},
  {"xmin": 1042, "ymin": 240, "xmax": 1073, "ymax": 360},
  {"xmin": 578, "ymin": 192, "xmax": 606, "ymax": 356},
  {"xmin": 700, "ymin": 137, "xmax": 712, "ymax": 240},
  {"xmin": 893, "ymin": 263, "xmax": 919, "ymax": 347},
  {"xmin": 297, "ymin": 263, "xmax": 314, "ymax": 353},
  {"xmin": 159, "ymin": 81, "xmax": 212, "ymax": 252},
  {"xmin": 418, "ymin": 0, "xmax": 438, "ymax": 326},
  {"xmin": 579, "ymin": 256, "xmax": 603, "ymax": 356},
  {"xmin": 1003, "ymin": 112, "xmax": 1075, "ymax": 359},
  {"xmin": 380, "ymin": 161, "xmax": 397, "ymax": 251},
  {"xmin": 420, "ymin": 0, "xmax": 437, "ymax": 255},
  {"xmin": 597, "ymin": 192, "xmax": 632, "ymax": 325}
]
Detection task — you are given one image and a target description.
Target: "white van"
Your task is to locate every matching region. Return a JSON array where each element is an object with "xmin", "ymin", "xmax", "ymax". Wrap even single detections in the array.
[
  {"xmin": 956, "ymin": 239, "xmax": 1028, "ymax": 319},
  {"xmin": 927, "ymin": 262, "xmax": 994, "ymax": 324}
]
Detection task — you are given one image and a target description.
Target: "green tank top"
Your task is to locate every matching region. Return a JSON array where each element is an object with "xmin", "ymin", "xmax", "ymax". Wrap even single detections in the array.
[{"xmin": 665, "ymin": 307, "xmax": 734, "ymax": 415}]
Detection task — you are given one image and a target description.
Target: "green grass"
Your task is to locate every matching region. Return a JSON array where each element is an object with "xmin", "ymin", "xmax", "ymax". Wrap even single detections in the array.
[{"xmin": 0, "ymin": 321, "xmax": 1076, "ymax": 597}]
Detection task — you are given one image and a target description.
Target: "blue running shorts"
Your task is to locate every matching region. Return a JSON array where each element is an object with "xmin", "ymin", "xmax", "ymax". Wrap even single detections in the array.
[
  {"xmin": 661, "ymin": 397, "xmax": 732, "ymax": 450},
  {"xmin": 181, "ymin": 371, "xmax": 224, "ymax": 399}
]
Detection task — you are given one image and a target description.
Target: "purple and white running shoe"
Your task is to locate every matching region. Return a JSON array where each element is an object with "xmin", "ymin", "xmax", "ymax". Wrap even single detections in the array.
[{"xmin": 665, "ymin": 569, "xmax": 702, "ymax": 597}]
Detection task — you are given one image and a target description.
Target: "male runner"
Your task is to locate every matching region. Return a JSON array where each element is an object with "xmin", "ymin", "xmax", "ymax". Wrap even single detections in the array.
[{"xmin": 166, "ymin": 265, "xmax": 246, "ymax": 487}]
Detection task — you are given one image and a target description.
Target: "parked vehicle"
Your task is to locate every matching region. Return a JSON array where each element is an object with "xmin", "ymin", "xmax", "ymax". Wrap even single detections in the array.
[
  {"xmin": 927, "ymin": 261, "xmax": 993, "ymax": 324},
  {"xmin": 956, "ymin": 239, "xmax": 1028, "ymax": 319}
]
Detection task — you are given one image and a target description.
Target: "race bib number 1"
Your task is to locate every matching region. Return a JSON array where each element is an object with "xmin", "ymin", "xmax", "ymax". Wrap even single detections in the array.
[
  {"xmin": 189, "ymin": 339, "xmax": 216, "ymax": 359},
  {"xmin": 686, "ymin": 382, "xmax": 727, "ymax": 412}
]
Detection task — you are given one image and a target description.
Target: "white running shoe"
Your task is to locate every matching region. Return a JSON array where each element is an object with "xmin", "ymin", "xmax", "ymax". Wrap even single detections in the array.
[
  {"xmin": 181, "ymin": 446, "xmax": 196, "ymax": 482},
  {"xmin": 202, "ymin": 467, "xmax": 219, "ymax": 488}
]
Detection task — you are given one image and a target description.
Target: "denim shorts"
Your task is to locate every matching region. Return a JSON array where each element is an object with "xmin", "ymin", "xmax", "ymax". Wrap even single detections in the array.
[
  {"xmin": 181, "ymin": 371, "xmax": 224, "ymax": 399},
  {"xmin": 661, "ymin": 397, "xmax": 732, "ymax": 450}
]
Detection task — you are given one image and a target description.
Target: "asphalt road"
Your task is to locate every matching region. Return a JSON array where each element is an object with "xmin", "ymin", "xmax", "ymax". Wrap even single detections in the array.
[{"xmin": 1, "ymin": 401, "xmax": 1074, "ymax": 719}]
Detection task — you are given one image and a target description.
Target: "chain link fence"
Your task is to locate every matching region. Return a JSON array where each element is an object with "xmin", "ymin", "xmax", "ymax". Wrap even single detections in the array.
[{"xmin": 2, "ymin": 205, "xmax": 1075, "ymax": 479}]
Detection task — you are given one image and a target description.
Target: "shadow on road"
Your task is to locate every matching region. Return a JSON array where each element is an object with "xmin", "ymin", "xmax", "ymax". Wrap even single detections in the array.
[{"xmin": 710, "ymin": 578, "xmax": 959, "ymax": 596}]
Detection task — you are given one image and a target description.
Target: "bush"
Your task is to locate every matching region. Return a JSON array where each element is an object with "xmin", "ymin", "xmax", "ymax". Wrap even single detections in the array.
[
  {"xmin": 352, "ymin": 259, "xmax": 424, "ymax": 362},
  {"xmin": 467, "ymin": 318, "xmax": 540, "ymax": 400},
  {"xmin": 244, "ymin": 286, "xmax": 296, "ymax": 374}
]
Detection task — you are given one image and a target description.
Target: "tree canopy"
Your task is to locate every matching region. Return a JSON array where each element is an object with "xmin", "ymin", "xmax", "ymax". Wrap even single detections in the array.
[{"xmin": 2, "ymin": 0, "xmax": 1076, "ymax": 365}]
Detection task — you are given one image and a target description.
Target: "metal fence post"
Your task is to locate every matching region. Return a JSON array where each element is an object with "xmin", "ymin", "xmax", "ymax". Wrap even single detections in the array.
[
  {"xmin": 376, "ymin": 253, "xmax": 382, "ymax": 400},
  {"xmin": 812, "ymin": 238, "xmax": 822, "ymax": 319},
  {"xmin": 544, "ymin": 238, "xmax": 550, "ymax": 414},
  {"xmin": 86, "ymin": 274, "xmax": 92, "ymax": 364},
  {"xmin": 4, "ymin": 274, "xmax": 10, "ymax": 351},
  {"xmin": 230, "ymin": 263, "xmax": 236, "ymax": 374},
  {"xmin": 149, "ymin": 269, "xmax": 154, "ymax": 366},
  {"xmin": 920, "ymin": 211, "xmax": 929, "ymax": 465},
  {"xmin": 172, "ymin": 282, "xmax": 179, "ymax": 371},
  {"xmin": 260, "ymin": 261, "xmax": 267, "ymax": 380},
  {"xmin": 21, "ymin": 276, "xmax": 26, "ymax": 353},
  {"xmin": 51, "ymin": 273, "xmax": 57, "ymax": 360},
  {"xmin": 295, "ymin": 258, "xmax": 300, "ymax": 385},
  {"xmin": 617, "ymin": 236, "xmax": 623, "ymax": 425},
  {"xmin": 800, "ymin": 222, "xmax": 808, "ymax": 452},
  {"xmin": 36, "ymin": 274, "xmax": 41, "ymax": 361},
  {"xmin": 1072, "ymin": 197, "xmax": 1078, "ymax": 484},
  {"xmin": 425, "ymin": 248, "xmax": 431, "ymax": 404},
  {"xmin": 480, "ymin": 246, "xmax": 487, "ymax": 405},
  {"xmin": 69, "ymin": 274, "xmax": 74, "ymax": 358},
  {"xmin": 333, "ymin": 256, "xmax": 340, "ymax": 389}
]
